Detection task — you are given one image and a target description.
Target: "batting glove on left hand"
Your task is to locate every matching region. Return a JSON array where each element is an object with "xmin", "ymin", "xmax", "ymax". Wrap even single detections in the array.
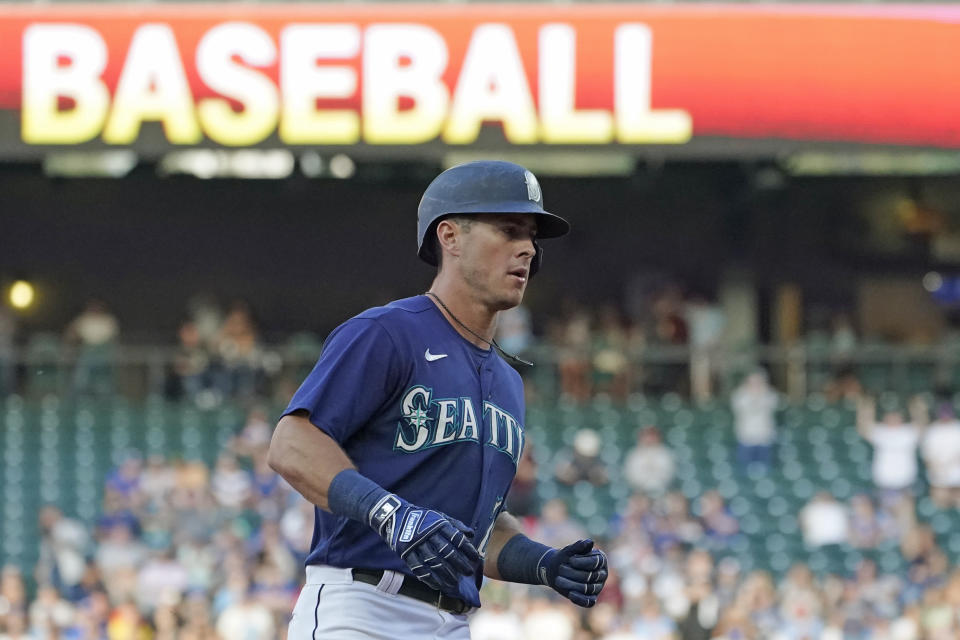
[
  {"xmin": 369, "ymin": 494, "xmax": 481, "ymax": 595},
  {"xmin": 538, "ymin": 538, "xmax": 608, "ymax": 607}
]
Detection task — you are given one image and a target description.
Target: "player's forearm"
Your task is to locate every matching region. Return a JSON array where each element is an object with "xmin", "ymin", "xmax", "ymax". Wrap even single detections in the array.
[
  {"xmin": 482, "ymin": 511, "xmax": 527, "ymax": 580},
  {"xmin": 267, "ymin": 412, "xmax": 355, "ymax": 510}
]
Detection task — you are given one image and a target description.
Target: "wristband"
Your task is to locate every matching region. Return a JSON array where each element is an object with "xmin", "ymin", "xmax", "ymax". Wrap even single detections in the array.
[
  {"xmin": 327, "ymin": 468, "xmax": 389, "ymax": 524},
  {"xmin": 496, "ymin": 533, "xmax": 554, "ymax": 585}
]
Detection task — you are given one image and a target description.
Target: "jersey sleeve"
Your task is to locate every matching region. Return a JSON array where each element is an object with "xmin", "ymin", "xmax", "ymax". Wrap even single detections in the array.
[{"xmin": 283, "ymin": 318, "xmax": 401, "ymax": 443}]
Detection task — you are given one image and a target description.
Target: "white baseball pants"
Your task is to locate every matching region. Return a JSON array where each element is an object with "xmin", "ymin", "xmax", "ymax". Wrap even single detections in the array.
[{"xmin": 288, "ymin": 565, "xmax": 472, "ymax": 639}]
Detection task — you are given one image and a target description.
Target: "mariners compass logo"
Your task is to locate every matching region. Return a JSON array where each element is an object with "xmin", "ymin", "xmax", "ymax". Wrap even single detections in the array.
[{"xmin": 524, "ymin": 170, "xmax": 542, "ymax": 204}]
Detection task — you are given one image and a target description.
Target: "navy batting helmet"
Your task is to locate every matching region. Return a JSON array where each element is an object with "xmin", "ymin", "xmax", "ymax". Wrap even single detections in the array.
[{"xmin": 417, "ymin": 161, "xmax": 570, "ymax": 276}]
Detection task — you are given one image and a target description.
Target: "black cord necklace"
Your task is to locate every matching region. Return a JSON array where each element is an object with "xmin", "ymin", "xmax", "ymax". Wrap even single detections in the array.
[{"xmin": 425, "ymin": 291, "xmax": 534, "ymax": 367}]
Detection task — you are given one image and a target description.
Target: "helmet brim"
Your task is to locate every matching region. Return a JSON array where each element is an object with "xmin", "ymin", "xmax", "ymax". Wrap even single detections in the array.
[{"xmin": 417, "ymin": 207, "xmax": 570, "ymax": 266}]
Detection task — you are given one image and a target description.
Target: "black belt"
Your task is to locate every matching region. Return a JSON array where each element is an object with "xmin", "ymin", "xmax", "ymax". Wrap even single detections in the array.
[{"xmin": 351, "ymin": 569, "xmax": 472, "ymax": 615}]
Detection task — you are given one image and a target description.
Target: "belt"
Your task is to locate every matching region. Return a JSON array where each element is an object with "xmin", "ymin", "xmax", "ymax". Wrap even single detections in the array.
[{"xmin": 351, "ymin": 569, "xmax": 472, "ymax": 615}]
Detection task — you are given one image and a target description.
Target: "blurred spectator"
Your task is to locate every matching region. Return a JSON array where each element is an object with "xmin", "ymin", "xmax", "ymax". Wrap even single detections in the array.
[
  {"xmin": 645, "ymin": 289, "xmax": 689, "ymax": 396},
  {"xmin": 650, "ymin": 492, "xmax": 703, "ymax": 554},
  {"xmin": 857, "ymin": 395, "xmax": 925, "ymax": 493},
  {"xmin": 170, "ymin": 320, "xmax": 211, "ymax": 401},
  {"xmin": 697, "ymin": 491, "xmax": 739, "ymax": 546},
  {"xmin": 555, "ymin": 309, "xmax": 593, "ymax": 403},
  {"xmin": 674, "ymin": 580, "xmax": 718, "ymax": 640},
  {"xmin": 230, "ymin": 406, "xmax": 273, "ymax": 459},
  {"xmin": 495, "ymin": 305, "xmax": 533, "ymax": 357},
  {"xmin": 824, "ymin": 312, "xmax": 862, "ymax": 403},
  {"xmin": 800, "ymin": 492, "xmax": 849, "ymax": 548},
  {"xmin": 623, "ymin": 426, "xmax": 675, "ymax": 497},
  {"xmin": 920, "ymin": 403, "xmax": 960, "ymax": 508},
  {"xmin": 136, "ymin": 547, "xmax": 188, "ymax": 615},
  {"xmin": 107, "ymin": 600, "xmax": 151, "ymax": 640},
  {"xmin": 631, "ymin": 594, "xmax": 677, "ymax": 640},
  {"xmin": 711, "ymin": 601, "xmax": 756, "ymax": 640},
  {"xmin": 105, "ymin": 453, "xmax": 144, "ymax": 513},
  {"xmin": 506, "ymin": 444, "xmax": 539, "ymax": 518},
  {"xmin": 214, "ymin": 301, "xmax": 263, "ymax": 397},
  {"xmin": 670, "ymin": 550, "xmax": 718, "ymax": 640},
  {"xmin": 555, "ymin": 428, "xmax": 609, "ymax": 487},
  {"xmin": 94, "ymin": 522, "xmax": 147, "ymax": 598},
  {"xmin": 152, "ymin": 601, "xmax": 180, "ymax": 640},
  {"xmin": 140, "ymin": 455, "xmax": 177, "ymax": 508},
  {"xmin": 530, "ymin": 499, "xmax": 588, "ymax": 551},
  {"xmin": 28, "ymin": 586, "xmax": 74, "ymax": 637},
  {"xmin": 186, "ymin": 294, "xmax": 224, "ymax": 352},
  {"xmin": 521, "ymin": 598, "xmax": 577, "ymax": 640},
  {"xmin": 210, "ymin": 454, "xmax": 252, "ymax": 511},
  {"xmin": 778, "ymin": 565, "xmax": 821, "ymax": 624},
  {"xmin": 685, "ymin": 295, "xmax": 726, "ymax": 403},
  {"xmin": 740, "ymin": 571, "xmax": 780, "ymax": 637},
  {"xmin": 279, "ymin": 497, "xmax": 314, "ymax": 565},
  {"xmin": 592, "ymin": 305, "xmax": 631, "ymax": 402},
  {"xmin": 714, "ymin": 558, "xmax": 742, "ymax": 610},
  {"xmin": 587, "ymin": 601, "xmax": 632, "ymax": 640},
  {"xmin": 215, "ymin": 584, "xmax": 275, "ymax": 640},
  {"xmin": 0, "ymin": 567, "xmax": 27, "ymax": 631},
  {"xmin": 847, "ymin": 493, "xmax": 883, "ymax": 549},
  {"xmin": 36, "ymin": 506, "xmax": 90, "ymax": 595},
  {"xmin": 64, "ymin": 299, "xmax": 120, "ymax": 395},
  {"xmin": 731, "ymin": 370, "xmax": 779, "ymax": 471},
  {"xmin": 470, "ymin": 600, "xmax": 523, "ymax": 640},
  {"xmin": 249, "ymin": 451, "xmax": 286, "ymax": 520}
]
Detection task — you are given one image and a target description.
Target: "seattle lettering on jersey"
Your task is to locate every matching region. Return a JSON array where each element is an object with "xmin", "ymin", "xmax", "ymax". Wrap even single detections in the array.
[{"xmin": 394, "ymin": 385, "xmax": 524, "ymax": 464}]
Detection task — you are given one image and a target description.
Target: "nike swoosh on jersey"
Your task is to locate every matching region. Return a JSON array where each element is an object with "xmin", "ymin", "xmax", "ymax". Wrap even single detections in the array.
[{"xmin": 424, "ymin": 349, "xmax": 448, "ymax": 362}]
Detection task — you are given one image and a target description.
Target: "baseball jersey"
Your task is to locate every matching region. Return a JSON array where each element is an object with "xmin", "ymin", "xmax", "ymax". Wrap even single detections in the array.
[{"xmin": 283, "ymin": 295, "xmax": 526, "ymax": 607}]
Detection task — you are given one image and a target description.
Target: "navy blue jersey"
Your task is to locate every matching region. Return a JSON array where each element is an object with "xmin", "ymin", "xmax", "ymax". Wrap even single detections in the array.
[{"xmin": 283, "ymin": 295, "xmax": 525, "ymax": 605}]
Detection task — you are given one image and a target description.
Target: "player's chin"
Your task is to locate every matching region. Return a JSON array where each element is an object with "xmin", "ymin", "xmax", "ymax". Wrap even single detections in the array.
[{"xmin": 493, "ymin": 287, "xmax": 525, "ymax": 310}]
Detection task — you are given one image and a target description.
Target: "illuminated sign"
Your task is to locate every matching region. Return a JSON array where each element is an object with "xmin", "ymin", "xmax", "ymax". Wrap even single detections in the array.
[
  {"xmin": 17, "ymin": 21, "xmax": 688, "ymax": 147},
  {"xmin": 0, "ymin": 4, "xmax": 959, "ymax": 155}
]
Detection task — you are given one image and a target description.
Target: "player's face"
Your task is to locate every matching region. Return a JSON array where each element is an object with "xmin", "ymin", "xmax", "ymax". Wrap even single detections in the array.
[{"xmin": 458, "ymin": 214, "xmax": 537, "ymax": 310}]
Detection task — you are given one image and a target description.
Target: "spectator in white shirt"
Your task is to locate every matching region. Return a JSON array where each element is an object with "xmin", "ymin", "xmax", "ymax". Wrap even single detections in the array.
[
  {"xmin": 624, "ymin": 426, "xmax": 676, "ymax": 497},
  {"xmin": 920, "ymin": 403, "xmax": 960, "ymax": 508},
  {"xmin": 857, "ymin": 396, "xmax": 925, "ymax": 493},
  {"xmin": 215, "ymin": 587, "xmax": 275, "ymax": 640},
  {"xmin": 800, "ymin": 492, "xmax": 849, "ymax": 548},
  {"xmin": 731, "ymin": 370, "xmax": 779, "ymax": 471}
]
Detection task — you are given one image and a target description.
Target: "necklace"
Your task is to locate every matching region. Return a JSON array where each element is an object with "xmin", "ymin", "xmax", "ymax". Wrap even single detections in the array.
[{"xmin": 425, "ymin": 291, "xmax": 533, "ymax": 367}]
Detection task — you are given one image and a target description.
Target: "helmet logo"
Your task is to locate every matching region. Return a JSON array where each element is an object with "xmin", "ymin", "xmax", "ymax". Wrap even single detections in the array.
[{"xmin": 524, "ymin": 170, "xmax": 542, "ymax": 204}]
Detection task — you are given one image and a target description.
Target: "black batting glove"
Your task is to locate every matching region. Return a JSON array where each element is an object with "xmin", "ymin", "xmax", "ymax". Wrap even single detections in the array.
[{"xmin": 537, "ymin": 538, "xmax": 608, "ymax": 607}]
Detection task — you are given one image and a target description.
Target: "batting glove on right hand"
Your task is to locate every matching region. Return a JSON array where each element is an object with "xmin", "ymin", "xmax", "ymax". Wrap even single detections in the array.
[
  {"xmin": 538, "ymin": 538, "xmax": 608, "ymax": 607},
  {"xmin": 368, "ymin": 494, "xmax": 481, "ymax": 595}
]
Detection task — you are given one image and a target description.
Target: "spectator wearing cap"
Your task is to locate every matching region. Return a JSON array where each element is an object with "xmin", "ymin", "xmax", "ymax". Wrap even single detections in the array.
[
  {"xmin": 555, "ymin": 428, "xmax": 609, "ymax": 487},
  {"xmin": 920, "ymin": 403, "xmax": 960, "ymax": 508},
  {"xmin": 624, "ymin": 426, "xmax": 676, "ymax": 497},
  {"xmin": 731, "ymin": 370, "xmax": 779, "ymax": 472}
]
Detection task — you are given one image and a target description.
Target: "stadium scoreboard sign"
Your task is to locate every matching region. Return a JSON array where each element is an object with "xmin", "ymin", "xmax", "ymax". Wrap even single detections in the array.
[{"xmin": 1, "ymin": 4, "xmax": 959, "ymax": 159}]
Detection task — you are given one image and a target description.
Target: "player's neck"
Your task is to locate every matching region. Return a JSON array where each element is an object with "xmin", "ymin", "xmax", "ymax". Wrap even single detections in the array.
[{"xmin": 425, "ymin": 282, "xmax": 498, "ymax": 349}]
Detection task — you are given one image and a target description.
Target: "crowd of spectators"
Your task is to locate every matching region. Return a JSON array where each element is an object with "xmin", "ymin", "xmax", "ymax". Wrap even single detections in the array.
[
  {"xmin": 4, "ymin": 286, "xmax": 959, "ymax": 408},
  {"xmin": 0, "ymin": 286, "xmax": 868, "ymax": 404},
  {"xmin": 0, "ymin": 409, "xmax": 313, "ymax": 639},
  {"xmin": 2, "ymin": 292, "xmax": 960, "ymax": 638},
  {"xmin": 1, "ymin": 384, "xmax": 955, "ymax": 639},
  {"xmin": 477, "ymin": 488, "xmax": 960, "ymax": 640}
]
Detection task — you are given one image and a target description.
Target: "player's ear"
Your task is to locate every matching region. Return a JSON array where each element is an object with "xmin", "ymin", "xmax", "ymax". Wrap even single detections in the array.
[{"xmin": 435, "ymin": 219, "xmax": 462, "ymax": 262}]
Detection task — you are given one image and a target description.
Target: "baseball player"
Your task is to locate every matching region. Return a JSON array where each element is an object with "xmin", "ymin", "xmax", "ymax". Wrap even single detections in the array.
[{"xmin": 268, "ymin": 160, "xmax": 608, "ymax": 638}]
